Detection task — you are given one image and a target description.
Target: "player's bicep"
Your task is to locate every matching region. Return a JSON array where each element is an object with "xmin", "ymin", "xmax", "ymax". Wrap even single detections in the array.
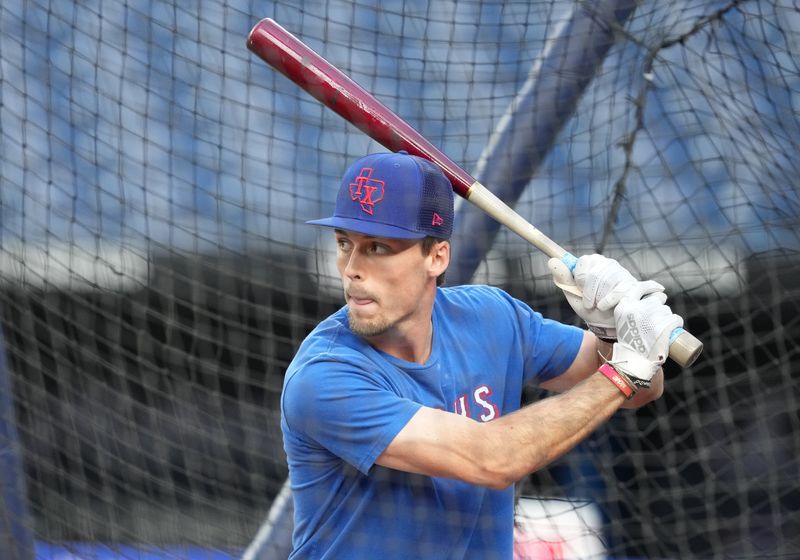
[
  {"xmin": 538, "ymin": 330, "xmax": 601, "ymax": 393},
  {"xmin": 375, "ymin": 406, "xmax": 486, "ymax": 482},
  {"xmin": 283, "ymin": 365, "xmax": 420, "ymax": 474}
]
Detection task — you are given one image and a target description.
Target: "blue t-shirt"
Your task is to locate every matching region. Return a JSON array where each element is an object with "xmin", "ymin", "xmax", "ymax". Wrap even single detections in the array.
[{"xmin": 281, "ymin": 285, "xmax": 584, "ymax": 559}]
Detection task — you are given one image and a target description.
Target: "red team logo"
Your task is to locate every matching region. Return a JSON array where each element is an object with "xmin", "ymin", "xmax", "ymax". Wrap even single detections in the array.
[{"xmin": 349, "ymin": 167, "xmax": 385, "ymax": 214}]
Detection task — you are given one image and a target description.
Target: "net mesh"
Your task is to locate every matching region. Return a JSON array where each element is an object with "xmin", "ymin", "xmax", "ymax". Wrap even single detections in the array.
[{"xmin": 1, "ymin": 0, "xmax": 798, "ymax": 558}]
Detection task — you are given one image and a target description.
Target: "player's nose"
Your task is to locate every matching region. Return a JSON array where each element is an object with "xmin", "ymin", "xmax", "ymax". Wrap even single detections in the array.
[{"xmin": 342, "ymin": 248, "xmax": 364, "ymax": 280}]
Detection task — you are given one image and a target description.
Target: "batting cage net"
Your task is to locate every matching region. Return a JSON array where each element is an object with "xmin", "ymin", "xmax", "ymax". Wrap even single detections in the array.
[{"xmin": 1, "ymin": 0, "xmax": 798, "ymax": 558}]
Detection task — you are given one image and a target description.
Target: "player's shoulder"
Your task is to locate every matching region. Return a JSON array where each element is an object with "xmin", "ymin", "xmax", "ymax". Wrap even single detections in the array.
[
  {"xmin": 294, "ymin": 307, "xmax": 347, "ymax": 352},
  {"xmin": 435, "ymin": 284, "xmax": 545, "ymax": 334},
  {"xmin": 284, "ymin": 307, "xmax": 375, "ymax": 386},
  {"xmin": 436, "ymin": 283, "xmax": 523, "ymax": 312}
]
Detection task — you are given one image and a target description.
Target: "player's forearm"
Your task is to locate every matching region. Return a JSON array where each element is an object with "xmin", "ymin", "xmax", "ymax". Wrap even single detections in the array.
[
  {"xmin": 377, "ymin": 368, "xmax": 629, "ymax": 490},
  {"xmin": 481, "ymin": 372, "xmax": 625, "ymax": 488}
]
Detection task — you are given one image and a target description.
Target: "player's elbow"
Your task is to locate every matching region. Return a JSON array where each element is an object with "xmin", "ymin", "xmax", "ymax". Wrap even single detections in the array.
[
  {"xmin": 470, "ymin": 442, "xmax": 524, "ymax": 490},
  {"xmin": 484, "ymin": 473, "xmax": 516, "ymax": 491},
  {"xmin": 460, "ymin": 421, "xmax": 557, "ymax": 490},
  {"xmin": 434, "ymin": 450, "xmax": 517, "ymax": 490},
  {"xmin": 469, "ymin": 461, "xmax": 516, "ymax": 490}
]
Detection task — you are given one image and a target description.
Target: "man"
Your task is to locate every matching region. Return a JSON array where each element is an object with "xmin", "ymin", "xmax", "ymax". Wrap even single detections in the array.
[{"xmin": 281, "ymin": 151, "xmax": 682, "ymax": 559}]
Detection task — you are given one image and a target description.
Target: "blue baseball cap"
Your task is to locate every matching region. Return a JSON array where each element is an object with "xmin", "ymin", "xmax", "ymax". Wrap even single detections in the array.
[{"xmin": 307, "ymin": 151, "xmax": 454, "ymax": 240}]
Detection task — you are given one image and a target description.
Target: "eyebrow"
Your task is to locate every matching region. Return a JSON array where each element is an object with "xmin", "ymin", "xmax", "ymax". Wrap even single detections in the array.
[{"xmin": 334, "ymin": 229, "xmax": 377, "ymax": 240}]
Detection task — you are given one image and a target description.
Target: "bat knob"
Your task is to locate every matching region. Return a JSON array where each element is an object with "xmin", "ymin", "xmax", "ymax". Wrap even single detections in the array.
[{"xmin": 669, "ymin": 329, "xmax": 704, "ymax": 367}]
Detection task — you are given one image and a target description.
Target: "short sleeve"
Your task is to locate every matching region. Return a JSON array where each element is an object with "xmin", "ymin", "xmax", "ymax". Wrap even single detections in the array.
[
  {"xmin": 523, "ymin": 314, "xmax": 584, "ymax": 383},
  {"xmin": 484, "ymin": 287, "xmax": 584, "ymax": 384},
  {"xmin": 282, "ymin": 359, "xmax": 422, "ymax": 475}
]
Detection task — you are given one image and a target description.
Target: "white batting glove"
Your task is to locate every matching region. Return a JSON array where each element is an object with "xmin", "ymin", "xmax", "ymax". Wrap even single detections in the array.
[
  {"xmin": 548, "ymin": 254, "xmax": 665, "ymax": 340},
  {"xmin": 609, "ymin": 292, "xmax": 683, "ymax": 390}
]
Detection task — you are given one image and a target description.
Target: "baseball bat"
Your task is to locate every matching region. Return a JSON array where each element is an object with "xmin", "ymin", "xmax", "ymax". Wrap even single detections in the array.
[{"xmin": 246, "ymin": 18, "xmax": 703, "ymax": 367}]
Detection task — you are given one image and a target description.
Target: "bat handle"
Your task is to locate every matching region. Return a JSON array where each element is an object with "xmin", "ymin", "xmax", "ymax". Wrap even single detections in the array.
[{"xmin": 560, "ymin": 252, "xmax": 703, "ymax": 367}]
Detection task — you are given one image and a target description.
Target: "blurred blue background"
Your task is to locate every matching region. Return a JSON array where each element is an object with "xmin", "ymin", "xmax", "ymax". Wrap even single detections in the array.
[{"xmin": 2, "ymin": 0, "xmax": 797, "ymax": 261}]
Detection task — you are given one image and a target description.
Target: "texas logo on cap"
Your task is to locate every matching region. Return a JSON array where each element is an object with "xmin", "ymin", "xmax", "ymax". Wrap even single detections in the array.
[{"xmin": 349, "ymin": 168, "xmax": 384, "ymax": 215}]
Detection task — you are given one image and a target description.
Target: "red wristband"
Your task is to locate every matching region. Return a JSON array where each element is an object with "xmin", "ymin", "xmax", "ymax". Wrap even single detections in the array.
[{"xmin": 598, "ymin": 363, "xmax": 635, "ymax": 399}]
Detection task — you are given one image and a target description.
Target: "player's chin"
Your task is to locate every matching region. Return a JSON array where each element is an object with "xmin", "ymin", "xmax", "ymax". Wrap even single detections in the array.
[{"xmin": 348, "ymin": 311, "xmax": 391, "ymax": 338}]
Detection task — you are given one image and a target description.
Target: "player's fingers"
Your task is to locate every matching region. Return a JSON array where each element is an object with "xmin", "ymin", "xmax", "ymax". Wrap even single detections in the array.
[
  {"xmin": 597, "ymin": 279, "xmax": 665, "ymax": 311},
  {"xmin": 547, "ymin": 257, "xmax": 576, "ymax": 287},
  {"xmin": 576, "ymin": 256, "xmax": 624, "ymax": 308},
  {"xmin": 637, "ymin": 280, "xmax": 665, "ymax": 297},
  {"xmin": 652, "ymin": 313, "xmax": 685, "ymax": 362},
  {"xmin": 643, "ymin": 290, "xmax": 668, "ymax": 305}
]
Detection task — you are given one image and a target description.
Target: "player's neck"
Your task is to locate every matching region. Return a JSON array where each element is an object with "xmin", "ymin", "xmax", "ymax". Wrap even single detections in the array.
[{"xmin": 367, "ymin": 316, "xmax": 433, "ymax": 365}]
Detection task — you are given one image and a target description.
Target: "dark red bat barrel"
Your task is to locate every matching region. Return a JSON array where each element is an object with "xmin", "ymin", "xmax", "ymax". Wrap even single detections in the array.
[{"xmin": 246, "ymin": 18, "xmax": 475, "ymax": 198}]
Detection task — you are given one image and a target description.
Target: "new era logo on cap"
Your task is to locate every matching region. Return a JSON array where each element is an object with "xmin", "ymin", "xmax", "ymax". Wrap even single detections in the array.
[{"xmin": 306, "ymin": 151, "xmax": 454, "ymax": 240}]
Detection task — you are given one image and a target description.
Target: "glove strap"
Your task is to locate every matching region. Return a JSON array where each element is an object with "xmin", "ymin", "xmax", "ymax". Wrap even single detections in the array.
[
  {"xmin": 586, "ymin": 324, "xmax": 617, "ymax": 341},
  {"xmin": 597, "ymin": 363, "xmax": 635, "ymax": 399}
]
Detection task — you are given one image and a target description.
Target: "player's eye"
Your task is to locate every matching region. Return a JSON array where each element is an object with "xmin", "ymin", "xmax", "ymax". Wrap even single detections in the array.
[
  {"xmin": 368, "ymin": 242, "xmax": 389, "ymax": 255},
  {"xmin": 336, "ymin": 238, "xmax": 352, "ymax": 252}
]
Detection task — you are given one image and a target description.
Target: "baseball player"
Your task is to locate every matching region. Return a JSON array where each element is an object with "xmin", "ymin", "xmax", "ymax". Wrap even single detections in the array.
[{"xmin": 280, "ymin": 151, "xmax": 682, "ymax": 559}]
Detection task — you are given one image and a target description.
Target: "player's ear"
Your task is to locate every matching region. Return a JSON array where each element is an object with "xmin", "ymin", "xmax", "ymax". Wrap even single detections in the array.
[{"xmin": 427, "ymin": 240, "xmax": 450, "ymax": 279}]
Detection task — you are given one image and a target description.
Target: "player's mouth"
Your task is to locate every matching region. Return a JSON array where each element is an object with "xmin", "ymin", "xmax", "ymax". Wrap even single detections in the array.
[{"xmin": 347, "ymin": 291, "xmax": 377, "ymax": 307}]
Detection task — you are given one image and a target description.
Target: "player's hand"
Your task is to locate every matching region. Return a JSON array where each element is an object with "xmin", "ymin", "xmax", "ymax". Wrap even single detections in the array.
[
  {"xmin": 548, "ymin": 254, "xmax": 664, "ymax": 340},
  {"xmin": 609, "ymin": 293, "xmax": 683, "ymax": 390}
]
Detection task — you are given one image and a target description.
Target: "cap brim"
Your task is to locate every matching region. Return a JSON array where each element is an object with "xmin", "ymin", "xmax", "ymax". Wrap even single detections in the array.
[{"xmin": 306, "ymin": 217, "xmax": 426, "ymax": 239}]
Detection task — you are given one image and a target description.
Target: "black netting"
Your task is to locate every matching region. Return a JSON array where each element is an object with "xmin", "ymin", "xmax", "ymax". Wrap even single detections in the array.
[{"xmin": 1, "ymin": 1, "xmax": 798, "ymax": 558}]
